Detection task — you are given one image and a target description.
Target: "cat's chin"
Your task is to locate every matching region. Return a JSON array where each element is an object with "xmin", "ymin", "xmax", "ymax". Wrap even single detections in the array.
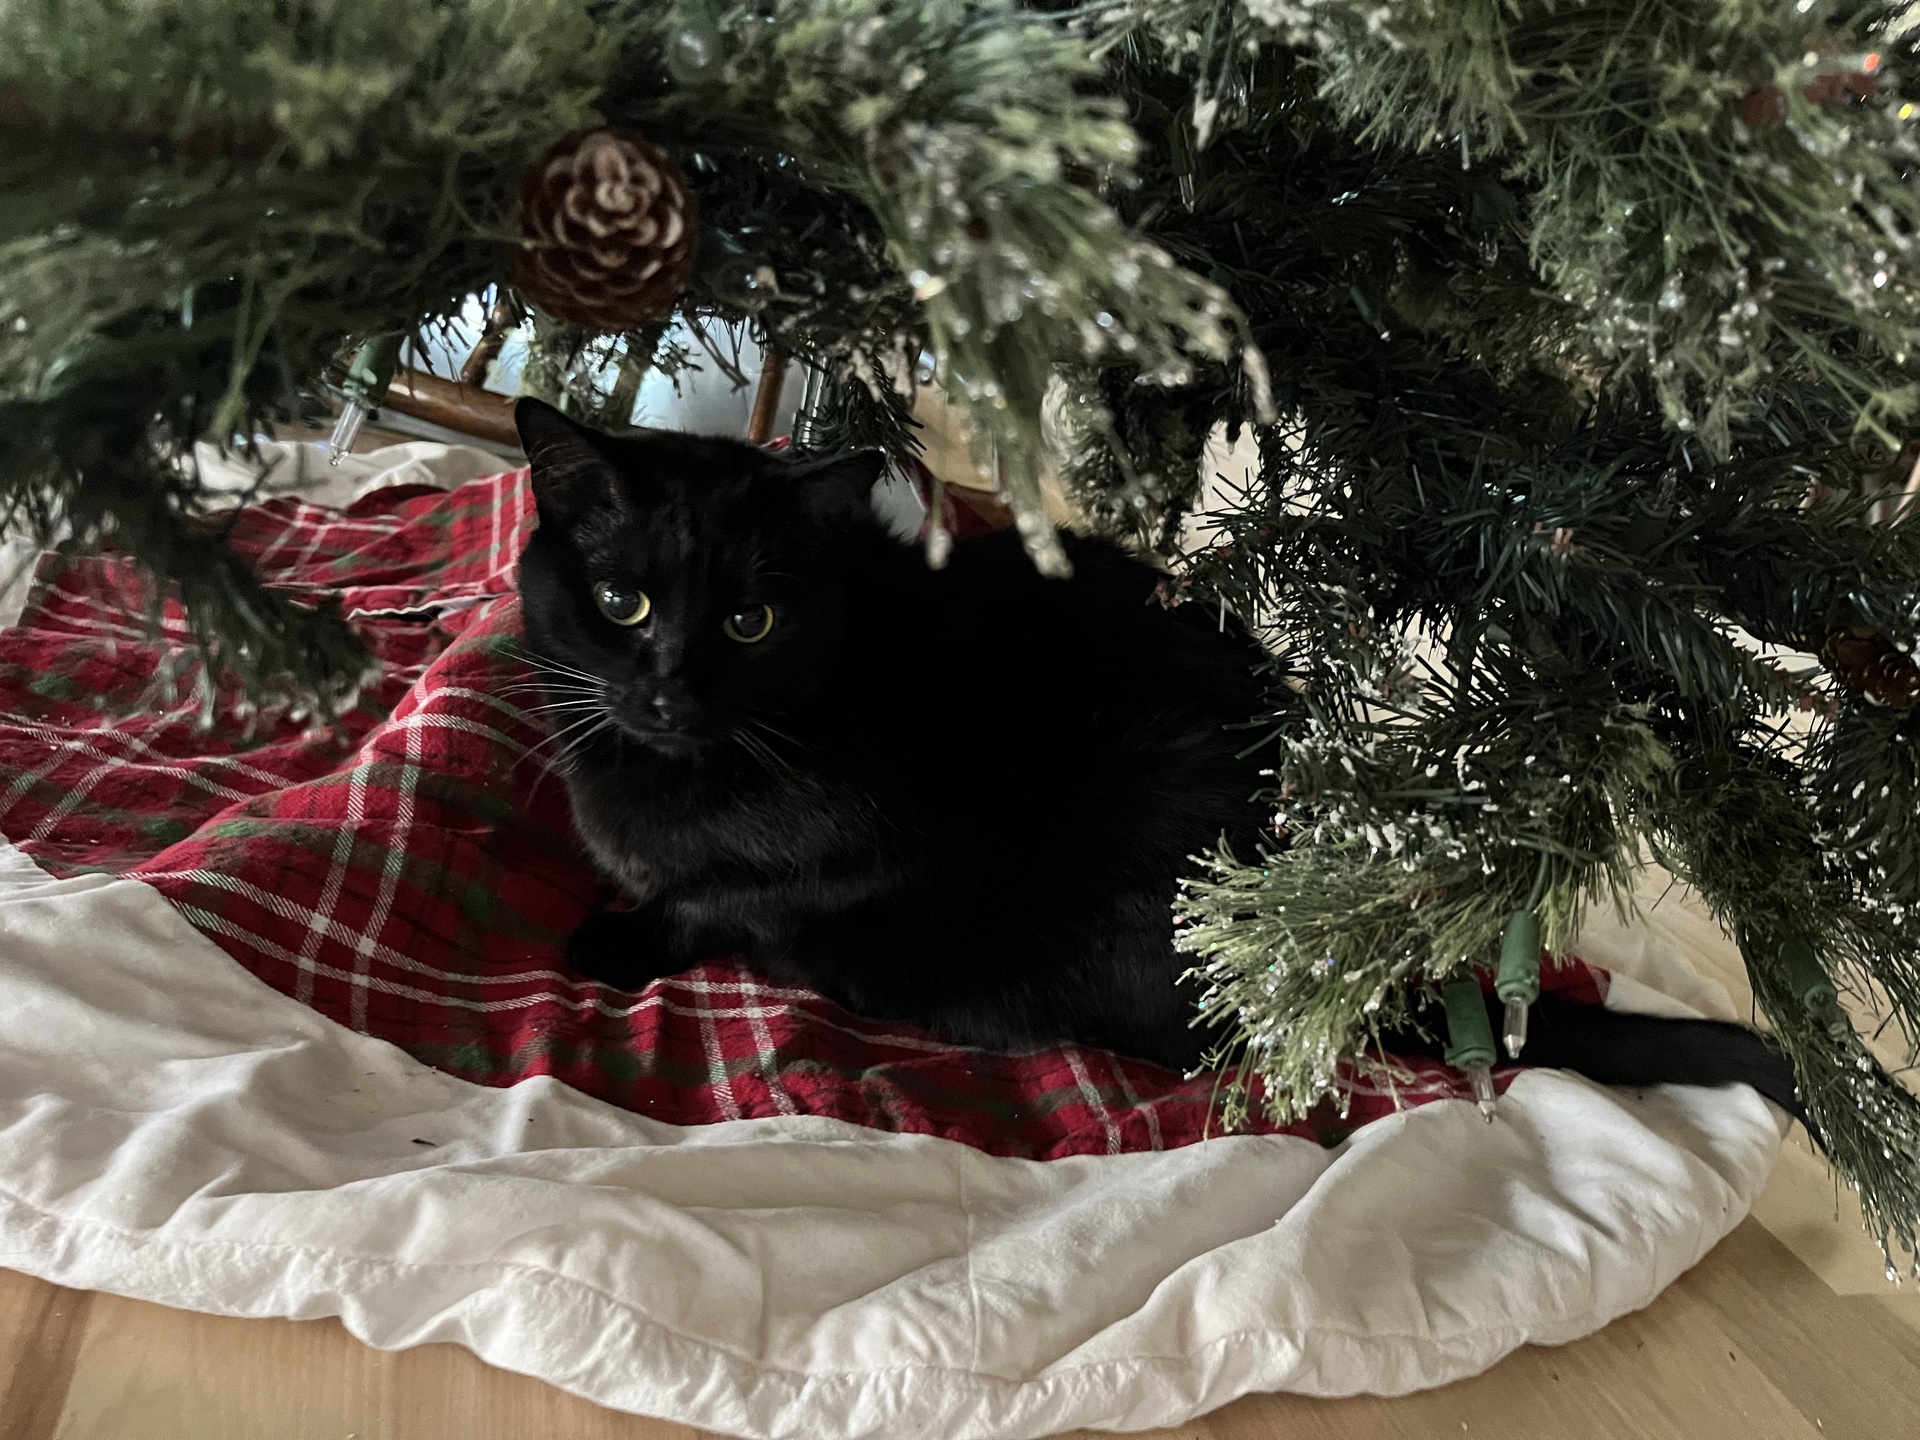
[{"xmin": 610, "ymin": 722, "xmax": 714, "ymax": 762}]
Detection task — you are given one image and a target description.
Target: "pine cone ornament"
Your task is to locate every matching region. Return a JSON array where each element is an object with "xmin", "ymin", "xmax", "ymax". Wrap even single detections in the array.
[
  {"xmin": 512, "ymin": 128, "xmax": 698, "ymax": 331},
  {"xmin": 1735, "ymin": 84, "xmax": 1789, "ymax": 130},
  {"xmin": 1823, "ymin": 625, "xmax": 1920, "ymax": 709}
]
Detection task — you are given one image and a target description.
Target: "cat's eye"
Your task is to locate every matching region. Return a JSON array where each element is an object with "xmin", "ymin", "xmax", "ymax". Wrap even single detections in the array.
[
  {"xmin": 593, "ymin": 582, "xmax": 651, "ymax": 627},
  {"xmin": 723, "ymin": 605, "xmax": 775, "ymax": 644}
]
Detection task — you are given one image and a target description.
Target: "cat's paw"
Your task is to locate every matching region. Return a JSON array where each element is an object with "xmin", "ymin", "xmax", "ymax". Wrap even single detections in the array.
[{"xmin": 564, "ymin": 909, "xmax": 687, "ymax": 990}]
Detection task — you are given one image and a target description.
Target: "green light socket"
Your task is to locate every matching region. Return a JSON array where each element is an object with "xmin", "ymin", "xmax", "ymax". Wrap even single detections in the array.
[
  {"xmin": 1441, "ymin": 977, "xmax": 1497, "ymax": 1071},
  {"xmin": 1778, "ymin": 935, "xmax": 1837, "ymax": 1010},
  {"xmin": 341, "ymin": 334, "xmax": 402, "ymax": 406},
  {"xmin": 1496, "ymin": 910, "xmax": 1541, "ymax": 1004}
]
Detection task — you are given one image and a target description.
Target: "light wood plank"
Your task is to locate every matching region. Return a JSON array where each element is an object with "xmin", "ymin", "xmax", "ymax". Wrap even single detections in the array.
[
  {"xmin": 1871, "ymin": 1289, "xmax": 1920, "ymax": 1337},
  {"xmin": 1673, "ymin": 1220, "xmax": 1920, "ymax": 1440},
  {"xmin": 50, "ymin": 1291, "xmax": 705, "ymax": 1440},
  {"xmin": 1749, "ymin": 1130, "xmax": 1920, "ymax": 1298},
  {"xmin": 0, "ymin": 1267, "xmax": 92, "ymax": 1440}
]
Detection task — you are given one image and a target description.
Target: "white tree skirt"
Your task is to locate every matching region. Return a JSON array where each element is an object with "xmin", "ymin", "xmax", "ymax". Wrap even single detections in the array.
[{"xmin": 0, "ymin": 840, "xmax": 1780, "ymax": 1438}]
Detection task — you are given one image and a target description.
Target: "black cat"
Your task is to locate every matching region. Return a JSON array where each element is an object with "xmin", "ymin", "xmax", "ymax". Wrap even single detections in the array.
[{"xmin": 511, "ymin": 398, "xmax": 1807, "ymax": 1129}]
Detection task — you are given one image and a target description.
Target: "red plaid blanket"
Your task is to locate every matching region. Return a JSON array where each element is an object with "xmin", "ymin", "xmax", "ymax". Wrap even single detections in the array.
[{"xmin": 0, "ymin": 466, "xmax": 1606, "ymax": 1158}]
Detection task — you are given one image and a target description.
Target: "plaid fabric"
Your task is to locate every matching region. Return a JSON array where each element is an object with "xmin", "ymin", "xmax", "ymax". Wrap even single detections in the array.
[{"xmin": 0, "ymin": 468, "xmax": 1608, "ymax": 1159}]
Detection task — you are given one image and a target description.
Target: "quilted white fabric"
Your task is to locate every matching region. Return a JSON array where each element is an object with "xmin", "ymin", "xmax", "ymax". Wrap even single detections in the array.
[{"xmin": 0, "ymin": 839, "xmax": 1780, "ymax": 1438}]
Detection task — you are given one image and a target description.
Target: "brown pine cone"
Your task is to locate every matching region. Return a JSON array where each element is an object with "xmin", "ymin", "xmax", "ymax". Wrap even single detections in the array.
[
  {"xmin": 1823, "ymin": 625, "xmax": 1920, "ymax": 709},
  {"xmin": 512, "ymin": 127, "xmax": 699, "ymax": 331},
  {"xmin": 1735, "ymin": 84, "xmax": 1789, "ymax": 130},
  {"xmin": 1804, "ymin": 68, "xmax": 1879, "ymax": 108}
]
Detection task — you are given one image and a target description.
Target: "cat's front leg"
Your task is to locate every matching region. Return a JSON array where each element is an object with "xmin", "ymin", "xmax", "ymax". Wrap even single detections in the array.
[{"xmin": 564, "ymin": 903, "xmax": 690, "ymax": 990}]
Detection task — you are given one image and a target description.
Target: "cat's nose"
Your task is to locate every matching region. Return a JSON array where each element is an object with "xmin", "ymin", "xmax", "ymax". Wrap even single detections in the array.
[{"xmin": 649, "ymin": 693, "xmax": 680, "ymax": 726}]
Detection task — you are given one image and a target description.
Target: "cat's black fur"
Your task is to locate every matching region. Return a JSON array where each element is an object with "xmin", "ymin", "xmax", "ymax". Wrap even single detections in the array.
[{"xmin": 512, "ymin": 399, "xmax": 1808, "ymax": 1131}]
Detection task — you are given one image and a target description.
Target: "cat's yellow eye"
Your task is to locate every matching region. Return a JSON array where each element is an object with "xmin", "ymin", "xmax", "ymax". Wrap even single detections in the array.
[
  {"xmin": 594, "ymin": 582, "xmax": 651, "ymax": 627},
  {"xmin": 723, "ymin": 604, "xmax": 775, "ymax": 644}
]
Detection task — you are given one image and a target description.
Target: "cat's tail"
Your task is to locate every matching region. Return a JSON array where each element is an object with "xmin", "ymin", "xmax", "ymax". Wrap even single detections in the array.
[{"xmin": 1381, "ymin": 992, "xmax": 1814, "ymax": 1142}]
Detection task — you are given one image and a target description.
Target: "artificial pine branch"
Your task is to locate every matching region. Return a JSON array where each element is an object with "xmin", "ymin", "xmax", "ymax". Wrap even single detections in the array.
[
  {"xmin": 1121, "ymin": 0, "xmax": 1920, "ymax": 451},
  {"xmin": 3, "ymin": 0, "xmax": 1256, "ymax": 704},
  {"xmin": 1, "ymin": 0, "xmax": 613, "ymax": 707},
  {"xmin": 1101, "ymin": 25, "xmax": 1920, "ymax": 1263},
  {"xmin": 610, "ymin": 0, "xmax": 1266, "ymax": 573},
  {"xmin": 1647, "ymin": 743, "xmax": 1920, "ymax": 1264}
]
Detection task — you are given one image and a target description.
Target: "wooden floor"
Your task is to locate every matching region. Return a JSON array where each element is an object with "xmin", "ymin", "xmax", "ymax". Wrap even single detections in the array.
[{"xmin": 1, "ymin": 1127, "xmax": 1915, "ymax": 1440}]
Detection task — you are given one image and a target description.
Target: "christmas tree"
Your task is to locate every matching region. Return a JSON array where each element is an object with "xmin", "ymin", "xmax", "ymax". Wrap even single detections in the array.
[{"xmin": 4, "ymin": 0, "xmax": 1918, "ymax": 1265}]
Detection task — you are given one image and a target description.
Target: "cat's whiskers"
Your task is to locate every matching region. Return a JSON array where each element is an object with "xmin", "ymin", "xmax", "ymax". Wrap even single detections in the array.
[
  {"xmin": 503, "ymin": 645, "xmax": 610, "ymax": 688},
  {"xmin": 520, "ymin": 697, "xmax": 608, "ymax": 721},
  {"xmin": 524, "ymin": 666, "xmax": 607, "ymax": 691},
  {"xmin": 496, "ymin": 679, "xmax": 608, "ymax": 719},
  {"xmin": 547, "ymin": 716, "xmax": 613, "ymax": 772},
  {"xmin": 732, "ymin": 728, "xmax": 796, "ymax": 781},
  {"xmin": 514, "ymin": 669, "xmax": 608, "ymax": 696},
  {"xmin": 518, "ymin": 706, "xmax": 612, "ymax": 765},
  {"xmin": 744, "ymin": 716, "xmax": 808, "ymax": 752},
  {"xmin": 732, "ymin": 731, "xmax": 771, "ymax": 777},
  {"xmin": 494, "ymin": 661, "xmax": 609, "ymax": 729},
  {"xmin": 523, "ymin": 712, "xmax": 616, "ymax": 794},
  {"xmin": 498, "ymin": 679, "xmax": 604, "ymax": 698}
]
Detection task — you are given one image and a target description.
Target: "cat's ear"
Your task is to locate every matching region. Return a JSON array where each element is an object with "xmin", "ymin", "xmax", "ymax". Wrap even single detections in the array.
[
  {"xmin": 516, "ymin": 398, "xmax": 617, "ymax": 524},
  {"xmin": 784, "ymin": 450, "xmax": 886, "ymax": 529}
]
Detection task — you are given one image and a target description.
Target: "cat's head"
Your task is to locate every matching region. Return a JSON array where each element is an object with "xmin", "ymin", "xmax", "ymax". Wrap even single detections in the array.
[{"xmin": 513, "ymin": 398, "xmax": 887, "ymax": 761}]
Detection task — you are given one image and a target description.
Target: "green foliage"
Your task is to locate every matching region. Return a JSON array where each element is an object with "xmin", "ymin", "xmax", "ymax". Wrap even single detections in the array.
[
  {"xmin": 1125, "ymin": 0, "xmax": 1920, "ymax": 453},
  {"xmin": 6, "ymin": 0, "xmax": 1920, "ymax": 1259},
  {"xmin": 1072, "ymin": 17, "xmax": 1920, "ymax": 1264},
  {"xmin": 611, "ymin": 0, "xmax": 1259, "ymax": 571},
  {"xmin": 1, "ymin": 0, "xmax": 1254, "ymax": 703},
  {"xmin": 1645, "ymin": 743, "xmax": 1920, "ymax": 1260},
  {"xmin": 1, "ymin": 0, "xmax": 612, "ymax": 706}
]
